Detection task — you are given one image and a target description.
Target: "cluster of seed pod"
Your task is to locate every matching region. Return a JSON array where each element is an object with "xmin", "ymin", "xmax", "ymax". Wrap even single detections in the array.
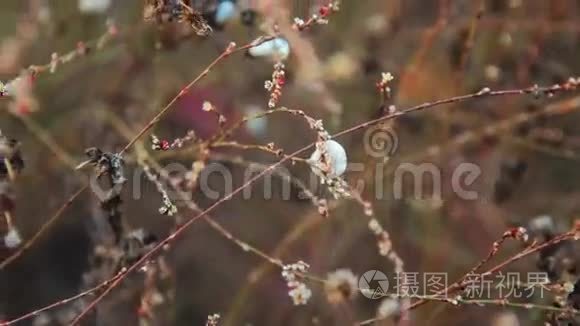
[
  {"xmin": 264, "ymin": 62, "xmax": 286, "ymax": 108},
  {"xmin": 281, "ymin": 261, "xmax": 312, "ymax": 305}
]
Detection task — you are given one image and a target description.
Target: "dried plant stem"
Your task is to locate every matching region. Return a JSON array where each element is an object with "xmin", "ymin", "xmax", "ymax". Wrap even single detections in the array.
[
  {"xmin": 454, "ymin": 0, "xmax": 486, "ymax": 78},
  {"xmin": 3, "ymin": 211, "xmax": 13, "ymax": 229},
  {"xmin": 3, "ymin": 158, "xmax": 15, "ymax": 182},
  {"xmin": 399, "ymin": 0, "xmax": 450, "ymax": 84}
]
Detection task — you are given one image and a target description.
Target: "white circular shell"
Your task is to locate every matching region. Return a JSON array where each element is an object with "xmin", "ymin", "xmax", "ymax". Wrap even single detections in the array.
[
  {"xmin": 78, "ymin": 0, "xmax": 111, "ymax": 13},
  {"xmin": 215, "ymin": 1, "xmax": 237, "ymax": 24},
  {"xmin": 309, "ymin": 140, "xmax": 347, "ymax": 177},
  {"xmin": 248, "ymin": 38, "xmax": 290, "ymax": 60}
]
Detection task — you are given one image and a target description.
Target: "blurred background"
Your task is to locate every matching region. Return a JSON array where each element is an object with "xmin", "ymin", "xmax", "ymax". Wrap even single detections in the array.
[{"xmin": 1, "ymin": 0, "xmax": 580, "ymax": 325}]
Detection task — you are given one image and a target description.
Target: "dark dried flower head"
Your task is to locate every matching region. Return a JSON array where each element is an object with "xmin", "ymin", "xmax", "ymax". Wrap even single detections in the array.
[
  {"xmin": 143, "ymin": 0, "xmax": 212, "ymax": 36},
  {"xmin": 240, "ymin": 9, "xmax": 257, "ymax": 26},
  {"xmin": 0, "ymin": 132, "xmax": 24, "ymax": 177},
  {"xmin": 324, "ymin": 269, "xmax": 358, "ymax": 304},
  {"xmin": 81, "ymin": 147, "xmax": 126, "ymax": 186}
]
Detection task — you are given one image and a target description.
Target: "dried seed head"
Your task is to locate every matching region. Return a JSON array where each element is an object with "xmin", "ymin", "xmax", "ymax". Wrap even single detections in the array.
[
  {"xmin": 4, "ymin": 227, "xmax": 22, "ymax": 248},
  {"xmin": 282, "ymin": 261, "xmax": 312, "ymax": 305},
  {"xmin": 325, "ymin": 269, "xmax": 358, "ymax": 304},
  {"xmin": 205, "ymin": 313, "xmax": 221, "ymax": 326},
  {"xmin": 288, "ymin": 283, "xmax": 312, "ymax": 305}
]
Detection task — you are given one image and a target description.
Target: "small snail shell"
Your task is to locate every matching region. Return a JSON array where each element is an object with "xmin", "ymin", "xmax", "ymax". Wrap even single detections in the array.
[
  {"xmin": 215, "ymin": 1, "xmax": 237, "ymax": 25},
  {"xmin": 248, "ymin": 37, "xmax": 290, "ymax": 60},
  {"xmin": 308, "ymin": 140, "xmax": 347, "ymax": 177},
  {"xmin": 78, "ymin": 0, "xmax": 111, "ymax": 14}
]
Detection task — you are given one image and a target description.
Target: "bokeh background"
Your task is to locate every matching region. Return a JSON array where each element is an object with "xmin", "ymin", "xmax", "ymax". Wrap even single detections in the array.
[{"xmin": 1, "ymin": 0, "xmax": 580, "ymax": 325}]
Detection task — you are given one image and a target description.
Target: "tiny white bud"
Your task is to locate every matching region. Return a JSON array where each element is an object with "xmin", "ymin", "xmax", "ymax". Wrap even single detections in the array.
[{"xmin": 4, "ymin": 228, "xmax": 22, "ymax": 248}]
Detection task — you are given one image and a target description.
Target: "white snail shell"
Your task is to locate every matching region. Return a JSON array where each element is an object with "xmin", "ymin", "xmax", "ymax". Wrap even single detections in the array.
[
  {"xmin": 78, "ymin": 0, "xmax": 111, "ymax": 13},
  {"xmin": 248, "ymin": 37, "xmax": 290, "ymax": 60},
  {"xmin": 215, "ymin": 1, "xmax": 238, "ymax": 24},
  {"xmin": 309, "ymin": 140, "xmax": 347, "ymax": 177}
]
